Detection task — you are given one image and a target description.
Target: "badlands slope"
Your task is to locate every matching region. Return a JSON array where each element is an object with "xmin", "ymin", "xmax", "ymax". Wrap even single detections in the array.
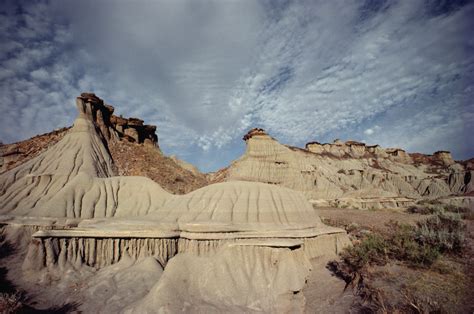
[
  {"xmin": 0, "ymin": 94, "xmax": 350, "ymax": 313},
  {"xmin": 0, "ymin": 96, "xmax": 171, "ymax": 218},
  {"xmin": 213, "ymin": 128, "xmax": 474, "ymax": 209},
  {"xmin": 0, "ymin": 93, "xmax": 208, "ymax": 194}
]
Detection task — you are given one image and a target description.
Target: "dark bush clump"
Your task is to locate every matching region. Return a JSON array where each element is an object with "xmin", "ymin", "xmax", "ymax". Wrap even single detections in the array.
[
  {"xmin": 408, "ymin": 201, "xmax": 471, "ymax": 219},
  {"xmin": 341, "ymin": 234, "xmax": 387, "ymax": 271}
]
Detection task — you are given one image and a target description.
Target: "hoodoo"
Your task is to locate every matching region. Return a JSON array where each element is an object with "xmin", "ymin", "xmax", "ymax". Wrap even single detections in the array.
[{"xmin": 0, "ymin": 95, "xmax": 172, "ymax": 218}]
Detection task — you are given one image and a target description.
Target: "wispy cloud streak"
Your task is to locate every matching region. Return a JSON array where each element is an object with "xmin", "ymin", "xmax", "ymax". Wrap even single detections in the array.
[{"xmin": 0, "ymin": 0, "xmax": 472, "ymax": 171}]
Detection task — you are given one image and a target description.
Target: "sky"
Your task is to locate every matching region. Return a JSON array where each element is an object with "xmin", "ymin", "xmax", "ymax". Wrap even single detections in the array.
[{"xmin": 0, "ymin": 0, "xmax": 473, "ymax": 172}]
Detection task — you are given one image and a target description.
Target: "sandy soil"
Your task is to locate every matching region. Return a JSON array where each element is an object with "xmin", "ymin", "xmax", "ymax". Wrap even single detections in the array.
[
  {"xmin": 304, "ymin": 257, "xmax": 354, "ymax": 313},
  {"xmin": 316, "ymin": 207, "xmax": 428, "ymax": 232}
]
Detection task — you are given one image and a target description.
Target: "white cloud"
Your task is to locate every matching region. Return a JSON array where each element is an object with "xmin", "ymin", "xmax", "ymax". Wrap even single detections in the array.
[
  {"xmin": 364, "ymin": 125, "xmax": 381, "ymax": 136},
  {"xmin": 364, "ymin": 128, "xmax": 374, "ymax": 135},
  {"xmin": 0, "ymin": 0, "xmax": 473, "ymax": 171}
]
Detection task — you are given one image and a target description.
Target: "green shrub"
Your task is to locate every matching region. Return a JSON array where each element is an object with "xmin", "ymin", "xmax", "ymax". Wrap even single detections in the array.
[
  {"xmin": 341, "ymin": 233, "xmax": 387, "ymax": 271},
  {"xmin": 416, "ymin": 212, "xmax": 465, "ymax": 253},
  {"xmin": 443, "ymin": 204, "xmax": 472, "ymax": 220},
  {"xmin": 407, "ymin": 204, "xmax": 445, "ymax": 215},
  {"xmin": 386, "ymin": 222, "xmax": 440, "ymax": 266},
  {"xmin": 408, "ymin": 202, "xmax": 472, "ymax": 220},
  {"xmin": 417, "ymin": 199, "xmax": 441, "ymax": 206},
  {"xmin": 340, "ymin": 212, "xmax": 465, "ymax": 270}
]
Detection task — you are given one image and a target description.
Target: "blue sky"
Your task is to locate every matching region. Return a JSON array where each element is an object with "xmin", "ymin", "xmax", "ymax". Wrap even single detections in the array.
[{"xmin": 0, "ymin": 0, "xmax": 473, "ymax": 172}]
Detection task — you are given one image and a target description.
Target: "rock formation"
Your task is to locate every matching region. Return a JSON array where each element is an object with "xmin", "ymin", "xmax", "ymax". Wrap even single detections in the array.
[
  {"xmin": 3, "ymin": 93, "xmax": 471, "ymax": 312},
  {"xmin": 0, "ymin": 93, "xmax": 208, "ymax": 194},
  {"xmin": 125, "ymin": 244, "xmax": 311, "ymax": 313},
  {"xmin": 0, "ymin": 93, "xmax": 350, "ymax": 312},
  {"xmin": 215, "ymin": 128, "xmax": 473, "ymax": 209},
  {"xmin": 77, "ymin": 93, "xmax": 158, "ymax": 146}
]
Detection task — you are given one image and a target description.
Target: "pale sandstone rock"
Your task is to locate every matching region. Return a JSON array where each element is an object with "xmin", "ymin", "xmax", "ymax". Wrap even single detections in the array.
[
  {"xmin": 81, "ymin": 256, "xmax": 164, "ymax": 313},
  {"xmin": 218, "ymin": 128, "xmax": 472, "ymax": 207},
  {"xmin": 124, "ymin": 244, "xmax": 312, "ymax": 313},
  {"xmin": 78, "ymin": 93, "xmax": 158, "ymax": 146},
  {"xmin": 0, "ymin": 97, "xmax": 170, "ymax": 218},
  {"xmin": 1, "ymin": 94, "xmax": 353, "ymax": 314},
  {"xmin": 433, "ymin": 150, "xmax": 455, "ymax": 166}
]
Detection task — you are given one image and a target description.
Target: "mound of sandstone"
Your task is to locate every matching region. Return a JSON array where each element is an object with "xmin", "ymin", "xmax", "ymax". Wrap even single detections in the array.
[
  {"xmin": 0, "ymin": 93, "xmax": 208, "ymax": 194},
  {"xmin": 212, "ymin": 128, "xmax": 473, "ymax": 209},
  {"xmin": 0, "ymin": 94, "xmax": 351, "ymax": 313}
]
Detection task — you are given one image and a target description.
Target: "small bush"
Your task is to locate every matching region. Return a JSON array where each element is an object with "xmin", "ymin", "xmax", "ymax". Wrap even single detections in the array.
[
  {"xmin": 463, "ymin": 211, "xmax": 474, "ymax": 220},
  {"xmin": 345, "ymin": 222, "xmax": 360, "ymax": 234},
  {"xmin": 407, "ymin": 205, "xmax": 433, "ymax": 215},
  {"xmin": 341, "ymin": 233, "xmax": 387, "ymax": 271},
  {"xmin": 408, "ymin": 202, "xmax": 472, "ymax": 219},
  {"xmin": 416, "ymin": 212, "xmax": 465, "ymax": 253},
  {"xmin": 443, "ymin": 204, "xmax": 472, "ymax": 220},
  {"xmin": 418, "ymin": 199, "xmax": 441, "ymax": 206},
  {"xmin": 407, "ymin": 204, "xmax": 445, "ymax": 215},
  {"xmin": 332, "ymin": 212, "xmax": 468, "ymax": 313},
  {"xmin": 340, "ymin": 212, "xmax": 466, "ymax": 271}
]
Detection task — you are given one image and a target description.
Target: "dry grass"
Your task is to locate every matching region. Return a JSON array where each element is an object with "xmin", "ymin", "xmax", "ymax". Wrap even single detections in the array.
[{"xmin": 327, "ymin": 211, "xmax": 471, "ymax": 313}]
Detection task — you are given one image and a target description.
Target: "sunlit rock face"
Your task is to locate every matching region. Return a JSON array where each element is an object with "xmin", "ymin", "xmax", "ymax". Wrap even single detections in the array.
[
  {"xmin": 154, "ymin": 180, "xmax": 323, "ymax": 232},
  {"xmin": 0, "ymin": 95, "xmax": 170, "ymax": 218},
  {"xmin": 215, "ymin": 128, "xmax": 473, "ymax": 208},
  {"xmin": 77, "ymin": 93, "xmax": 158, "ymax": 146}
]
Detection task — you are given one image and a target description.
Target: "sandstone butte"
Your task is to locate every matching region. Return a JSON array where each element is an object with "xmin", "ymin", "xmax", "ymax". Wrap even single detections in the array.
[
  {"xmin": 0, "ymin": 93, "xmax": 472, "ymax": 312},
  {"xmin": 212, "ymin": 128, "xmax": 473, "ymax": 210}
]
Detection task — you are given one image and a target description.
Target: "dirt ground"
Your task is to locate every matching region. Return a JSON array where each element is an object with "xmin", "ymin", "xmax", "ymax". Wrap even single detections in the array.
[
  {"xmin": 314, "ymin": 207, "xmax": 474, "ymax": 313},
  {"xmin": 316, "ymin": 207, "xmax": 428, "ymax": 232}
]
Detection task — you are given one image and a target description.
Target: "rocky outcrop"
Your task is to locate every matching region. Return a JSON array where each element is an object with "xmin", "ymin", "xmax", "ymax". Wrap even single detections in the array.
[
  {"xmin": 2, "ymin": 93, "xmax": 208, "ymax": 194},
  {"xmin": 217, "ymin": 128, "xmax": 473, "ymax": 207},
  {"xmin": 433, "ymin": 150, "xmax": 455, "ymax": 166},
  {"xmin": 109, "ymin": 141, "xmax": 208, "ymax": 194},
  {"xmin": 243, "ymin": 128, "xmax": 268, "ymax": 141},
  {"xmin": 1, "ymin": 94, "xmax": 354, "ymax": 313},
  {"xmin": 305, "ymin": 139, "xmax": 458, "ymax": 166},
  {"xmin": 305, "ymin": 140, "xmax": 412, "ymax": 161},
  {"xmin": 0, "ymin": 94, "xmax": 190, "ymax": 217},
  {"xmin": 22, "ymin": 236, "xmax": 178, "ymax": 270},
  {"xmin": 78, "ymin": 93, "xmax": 158, "ymax": 146}
]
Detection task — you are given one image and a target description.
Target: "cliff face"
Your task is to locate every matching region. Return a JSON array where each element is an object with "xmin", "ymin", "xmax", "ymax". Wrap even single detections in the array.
[
  {"xmin": 77, "ymin": 93, "xmax": 158, "ymax": 146},
  {"xmin": 215, "ymin": 128, "xmax": 473, "ymax": 208}
]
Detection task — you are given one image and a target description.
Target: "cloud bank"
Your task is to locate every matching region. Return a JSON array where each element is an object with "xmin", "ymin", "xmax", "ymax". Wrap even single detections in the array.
[{"xmin": 0, "ymin": 0, "xmax": 473, "ymax": 171}]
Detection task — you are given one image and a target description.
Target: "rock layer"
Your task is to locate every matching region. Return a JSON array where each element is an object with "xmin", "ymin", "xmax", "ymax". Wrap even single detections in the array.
[
  {"xmin": 78, "ymin": 93, "xmax": 158, "ymax": 146},
  {"xmin": 125, "ymin": 244, "xmax": 312, "ymax": 313},
  {"xmin": 216, "ymin": 129, "xmax": 473, "ymax": 207}
]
